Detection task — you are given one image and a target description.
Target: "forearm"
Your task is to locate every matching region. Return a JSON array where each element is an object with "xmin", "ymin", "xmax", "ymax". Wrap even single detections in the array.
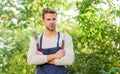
[
  {"xmin": 28, "ymin": 49, "xmax": 64, "ymax": 65},
  {"xmin": 47, "ymin": 49, "xmax": 65, "ymax": 64},
  {"xmin": 54, "ymin": 48, "xmax": 74, "ymax": 65},
  {"xmin": 47, "ymin": 54, "xmax": 56, "ymax": 62},
  {"xmin": 48, "ymin": 51, "xmax": 75, "ymax": 65},
  {"xmin": 54, "ymin": 54, "xmax": 74, "ymax": 65},
  {"xmin": 48, "ymin": 60, "xmax": 55, "ymax": 64},
  {"xmin": 27, "ymin": 53, "xmax": 48, "ymax": 65},
  {"xmin": 48, "ymin": 54, "xmax": 74, "ymax": 65},
  {"xmin": 28, "ymin": 51, "xmax": 56, "ymax": 65}
]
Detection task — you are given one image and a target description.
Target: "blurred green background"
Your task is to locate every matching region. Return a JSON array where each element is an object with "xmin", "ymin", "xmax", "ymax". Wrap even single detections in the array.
[{"xmin": 0, "ymin": 0, "xmax": 120, "ymax": 74}]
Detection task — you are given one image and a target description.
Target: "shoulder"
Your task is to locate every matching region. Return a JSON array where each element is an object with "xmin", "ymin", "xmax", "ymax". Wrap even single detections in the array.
[
  {"xmin": 38, "ymin": 34, "xmax": 42, "ymax": 39},
  {"xmin": 29, "ymin": 36, "xmax": 35, "ymax": 41},
  {"xmin": 29, "ymin": 34, "xmax": 42, "ymax": 42},
  {"xmin": 59, "ymin": 32, "xmax": 72, "ymax": 40}
]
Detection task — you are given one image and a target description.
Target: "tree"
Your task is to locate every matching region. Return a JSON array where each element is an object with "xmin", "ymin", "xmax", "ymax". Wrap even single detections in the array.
[{"xmin": 0, "ymin": 0, "xmax": 120, "ymax": 74}]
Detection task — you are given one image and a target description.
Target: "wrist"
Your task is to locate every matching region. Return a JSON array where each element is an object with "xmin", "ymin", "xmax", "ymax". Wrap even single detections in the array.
[
  {"xmin": 54, "ymin": 53, "xmax": 60, "ymax": 59},
  {"xmin": 47, "ymin": 54, "xmax": 57, "ymax": 62},
  {"xmin": 53, "ymin": 54, "xmax": 58, "ymax": 59}
]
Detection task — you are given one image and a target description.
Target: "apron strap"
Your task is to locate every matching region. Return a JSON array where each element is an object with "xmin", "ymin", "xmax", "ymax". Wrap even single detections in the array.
[
  {"xmin": 39, "ymin": 34, "xmax": 43, "ymax": 50},
  {"xmin": 57, "ymin": 32, "xmax": 60, "ymax": 47}
]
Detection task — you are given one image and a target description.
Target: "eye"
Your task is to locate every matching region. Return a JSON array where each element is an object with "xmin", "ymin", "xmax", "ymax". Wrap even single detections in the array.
[
  {"xmin": 53, "ymin": 18, "xmax": 56, "ymax": 20},
  {"xmin": 47, "ymin": 19, "xmax": 50, "ymax": 21}
]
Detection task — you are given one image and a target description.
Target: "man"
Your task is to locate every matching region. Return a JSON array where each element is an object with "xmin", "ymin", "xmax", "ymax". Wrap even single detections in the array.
[{"xmin": 27, "ymin": 8, "xmax": 74, "ymax": 74}]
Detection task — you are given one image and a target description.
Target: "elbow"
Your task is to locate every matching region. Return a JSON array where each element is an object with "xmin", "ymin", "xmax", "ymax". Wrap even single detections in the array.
[
  {"xmin": 67, "ymin": 58, "xmax": 74, "ymax": 65},
  {"xmin": 27, "ymin": 56, "xmax": 35, "ymax": 66},
  {"xmin": 69, "ymin": 60, "xmax": 74, "ymax": 65},
  {"xmin": 63, "ymin": 56, "xmax": 74, "ymax": 65},
  {"xmin": 28, "ymin": 62, "xmax": 32, "ymax": 66},
  {"xmin": 67, "ymin": 55, "xmax": 75, "ymax": 65},
  {"xmin": 27, "ymin": 59, "xmax": 34, "ymax": 66},
  {"xmin": 27, "ymin": 57, "xmax": 38, "ymax": 66}
]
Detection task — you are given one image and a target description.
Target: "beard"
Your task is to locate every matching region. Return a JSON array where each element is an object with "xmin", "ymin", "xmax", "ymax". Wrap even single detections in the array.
[{"xmin": 45, "ymin": 25, "xmax": 56, "ymax": 31}]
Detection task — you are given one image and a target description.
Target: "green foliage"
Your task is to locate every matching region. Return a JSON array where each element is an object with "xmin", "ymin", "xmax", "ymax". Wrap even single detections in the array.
[
  {"xmin": 0, "ymin": 27, "xmax": 35, "ymax": 74},
  {"xmin": 66, "ymin": 0, "xmax": 120, "ymax": 74},
  {"xmin": 0, "ymin": 0, "xmax": 27, "ymax": 29},
  {"xmin": 0, "ymin": 0, "xmax": 120, "ymax": 74},
  {"xmin": 100, "ymin": 67, "xmax": 120, "ymax": 74}
]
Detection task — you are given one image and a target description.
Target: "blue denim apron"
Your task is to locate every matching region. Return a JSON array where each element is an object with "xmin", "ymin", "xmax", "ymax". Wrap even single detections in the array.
[{"xmin": 36, "ymin": 32, "xmax": 67, "ymax": 74}]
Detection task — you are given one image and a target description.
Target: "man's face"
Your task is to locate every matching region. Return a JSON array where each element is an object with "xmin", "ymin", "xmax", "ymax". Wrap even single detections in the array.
[{"xmin": 42, "ymin": 13, "xmax": 57, "ymax": 31}]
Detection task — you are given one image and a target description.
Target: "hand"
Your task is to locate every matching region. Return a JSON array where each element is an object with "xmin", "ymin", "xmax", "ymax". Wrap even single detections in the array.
[
  {"xmin": 48, "ymin": 60, "xmax": 55, "ymax": 64},
  {"xmin": 55, "ymin": 49, "xmax": 65, "ymax": 59},
  {"xmin": 35, "ymin": 51, "xmax": 43, "ymax": 55}
]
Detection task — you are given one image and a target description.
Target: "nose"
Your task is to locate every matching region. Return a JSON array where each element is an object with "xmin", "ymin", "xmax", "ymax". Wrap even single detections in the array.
[{"xmin": 50, "ymin": 19, "xmax": 54, "ymax": 23}]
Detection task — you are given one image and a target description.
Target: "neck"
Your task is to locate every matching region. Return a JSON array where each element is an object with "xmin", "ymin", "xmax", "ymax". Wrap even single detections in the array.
[{"xmin": 44, "ymin": 30, "xmax": 57, "ymax": 38}]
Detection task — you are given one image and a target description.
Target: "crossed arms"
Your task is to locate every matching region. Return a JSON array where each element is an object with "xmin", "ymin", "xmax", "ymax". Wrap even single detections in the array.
[{"xmin": 27, "ymin": 34, "xmax": 74, "ymax": 66}]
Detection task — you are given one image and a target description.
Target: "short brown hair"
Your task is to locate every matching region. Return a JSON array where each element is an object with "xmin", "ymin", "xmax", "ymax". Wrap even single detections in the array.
[{"xmin": 42, "ymin": 8, "xmax": 57, "ymax": 19}]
